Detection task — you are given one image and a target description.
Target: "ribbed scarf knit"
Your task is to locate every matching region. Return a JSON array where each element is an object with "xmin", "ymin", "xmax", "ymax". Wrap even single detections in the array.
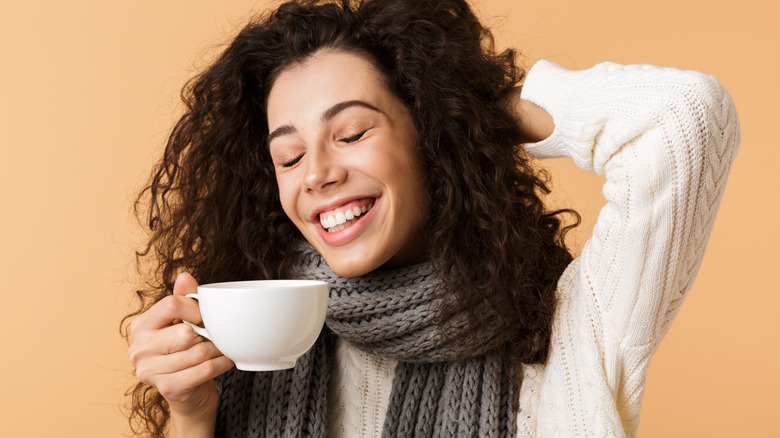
[{"xmin": 214, "ymin": 245, "xmax": 518, "ymax": 437}]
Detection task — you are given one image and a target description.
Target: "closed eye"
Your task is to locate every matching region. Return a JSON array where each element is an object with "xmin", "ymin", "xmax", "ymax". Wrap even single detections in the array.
[
  {"xmin": 339, "ymin": 130, "xmax": 367, "ymax": 143},
  {"xmin": 282, "ymin": 154, "xmax": 303, "ymax": 168}
]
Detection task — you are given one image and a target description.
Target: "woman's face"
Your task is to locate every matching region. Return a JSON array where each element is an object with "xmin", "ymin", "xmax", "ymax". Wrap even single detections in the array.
[{"xmin": 267, "ymin": 50, "xmax": 429, "ymax": 277}]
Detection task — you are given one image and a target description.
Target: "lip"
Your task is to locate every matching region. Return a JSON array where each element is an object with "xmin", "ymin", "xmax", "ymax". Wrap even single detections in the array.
[{"xmin": 314, "ymin": 196, "xmax": 381, "ymax": 247}]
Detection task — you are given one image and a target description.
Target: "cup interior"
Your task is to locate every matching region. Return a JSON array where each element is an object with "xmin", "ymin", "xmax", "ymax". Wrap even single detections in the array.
[{"xmin": 199, "ymin": 279, "xmax": 327, "ymax": 290}]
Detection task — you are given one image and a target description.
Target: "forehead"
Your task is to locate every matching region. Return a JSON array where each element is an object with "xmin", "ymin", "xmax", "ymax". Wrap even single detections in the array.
[{"xmin": 266, "ymin": 50, "xmax": 393, "ymax": 126}]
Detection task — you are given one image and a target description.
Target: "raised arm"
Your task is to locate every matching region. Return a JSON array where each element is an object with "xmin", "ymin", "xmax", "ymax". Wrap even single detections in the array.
[
  {"xmin": 514, "ymin": 60, "xmax": 740, "ymax": 435},
  {"xmin": 519, "ymin": 60, "xmax": 739, "ymax": 347}
]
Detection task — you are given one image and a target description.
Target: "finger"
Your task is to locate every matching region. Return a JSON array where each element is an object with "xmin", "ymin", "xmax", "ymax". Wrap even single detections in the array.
[
  {"xmin": 130, "ymin": 295, "xmax": 203, "ymax": 334},
  {"xmin": 141, "ymin": 340, "xmax": 226, "ymax": 377},
  {"xmin": 129, "ymin": 323, "xmax": 206, "ymax": 369},
  {"xmin": 154, "ymin": 355, "xmax": 235, "ymax": 401},
  {"xmin": 173, "ymin": 272, "xmax": 199, "ymax": 296},
  {"xmin": 141, "ymin": 322, "xmax": 206, "ymax": 354}
]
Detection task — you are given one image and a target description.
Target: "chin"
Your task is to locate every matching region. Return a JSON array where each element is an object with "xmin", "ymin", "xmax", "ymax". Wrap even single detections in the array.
[
  {"xmin": 318, "ymin": 248, "xmax": 387, "ymax": 278},
  {"xmin": 325, "ymin": 258, "xmax": 379, "ymax": 278}
]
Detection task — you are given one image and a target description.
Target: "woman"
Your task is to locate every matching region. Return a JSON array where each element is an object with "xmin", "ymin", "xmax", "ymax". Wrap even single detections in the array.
[{"xmin": 123, "ymin": 0, "xmax": 740, "ymax": 436}]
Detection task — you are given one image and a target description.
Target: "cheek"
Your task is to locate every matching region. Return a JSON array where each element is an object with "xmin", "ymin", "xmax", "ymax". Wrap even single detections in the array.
[
  {"xmin": 401, "ymin": 165, "xmax": 430, "ymax": 225},
  {"xmin": 392, "ymin": 155, "xmax": 426, "ymax": 203},
  {"xmin": 276, "ymin": 175, "xmax": 300, "ymax": 222}
]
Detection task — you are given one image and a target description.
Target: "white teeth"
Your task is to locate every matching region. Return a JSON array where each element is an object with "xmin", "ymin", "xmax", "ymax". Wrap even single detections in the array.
[
  {"xmin": 320, "ymin": 202, "xmax": 375, "ymax": 232},
  {"xmin": 327, "ymin": 218, "xmax": 354, "ymax": 232}
]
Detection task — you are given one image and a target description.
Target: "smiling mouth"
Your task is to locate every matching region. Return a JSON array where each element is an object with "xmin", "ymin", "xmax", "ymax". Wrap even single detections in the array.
[{"xmin": 318, "ymin": 198, "xmax": 375, "ymax": 233}]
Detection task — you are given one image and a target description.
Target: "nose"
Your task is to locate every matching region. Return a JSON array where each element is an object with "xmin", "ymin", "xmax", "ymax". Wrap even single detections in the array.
[{"xmin": 302, "ymin": 144, "xmax": 347, "ymax": 193}]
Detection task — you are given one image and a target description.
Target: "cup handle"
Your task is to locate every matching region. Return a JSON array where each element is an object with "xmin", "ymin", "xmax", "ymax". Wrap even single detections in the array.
[{"xmin": 183, "ymin": 293, "xmax": 211, "ymax": 341}]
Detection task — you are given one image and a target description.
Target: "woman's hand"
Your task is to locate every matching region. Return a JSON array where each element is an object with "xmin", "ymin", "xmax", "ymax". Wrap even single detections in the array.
[
  {"xmin": 128, "ymin": 272, "xmax": 234, "ymax": 437},
  {"xmin": 510, "ymin": 88, "xmax": 555, "ymax": 143}
]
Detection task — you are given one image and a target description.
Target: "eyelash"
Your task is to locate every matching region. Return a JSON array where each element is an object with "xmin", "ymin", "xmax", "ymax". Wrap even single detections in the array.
[
  {"xmin": 279, "ymin": 130, "xmax": 368, "ymax": 168},
  {"xmin": 340, "ymin": 129, "xmax": 367, "ymax": 143},
  {"xmin": 282, "ymin": 155, "xmax": 303, "ymax": 168}
]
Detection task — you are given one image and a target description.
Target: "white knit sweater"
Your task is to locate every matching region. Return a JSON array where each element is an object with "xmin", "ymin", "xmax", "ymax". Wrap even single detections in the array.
[{"xmin": 326, "ymin": 60, "xmax": 741, "ymax": 437}]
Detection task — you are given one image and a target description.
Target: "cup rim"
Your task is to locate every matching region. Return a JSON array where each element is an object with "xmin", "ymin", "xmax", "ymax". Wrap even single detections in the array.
[{"xmin": 198, "ymin": 279, "xmax": 328, "ymax": 290}]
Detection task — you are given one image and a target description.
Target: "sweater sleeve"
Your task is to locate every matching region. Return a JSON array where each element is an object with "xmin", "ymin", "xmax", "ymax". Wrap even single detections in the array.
[{"xmin": 519, "ymin": 60, "xmax": 740, "ymax": 431}]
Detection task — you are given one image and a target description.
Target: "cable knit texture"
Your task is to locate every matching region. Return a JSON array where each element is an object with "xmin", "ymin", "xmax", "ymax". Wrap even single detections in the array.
[
  {"xmin": 214, "ymin": 247, "xmax": 517, "ymax": 437},
  {"xmin": 215, "ymin": 60, "xmax": 740, "ymax": 438}
]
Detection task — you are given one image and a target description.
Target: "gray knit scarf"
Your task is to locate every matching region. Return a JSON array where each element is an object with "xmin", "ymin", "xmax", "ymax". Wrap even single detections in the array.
[{"xmin": 214, "ymin": 245, "xmax": 517, "ymax": 437}]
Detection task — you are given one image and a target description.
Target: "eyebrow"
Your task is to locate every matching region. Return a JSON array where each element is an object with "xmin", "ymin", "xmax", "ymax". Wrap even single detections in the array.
[{"xmin": 267, "ymin": 100, "xmax": 383, "ymax": 146}]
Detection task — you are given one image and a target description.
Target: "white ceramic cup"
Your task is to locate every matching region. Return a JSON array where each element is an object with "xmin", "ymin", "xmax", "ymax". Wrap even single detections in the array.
[{"xmin": 185, "ymin": 280, "xmax": 329, "ymax": 371}]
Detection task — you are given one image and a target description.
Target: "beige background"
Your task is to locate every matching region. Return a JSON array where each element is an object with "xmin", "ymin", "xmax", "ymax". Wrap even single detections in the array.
[{"xmin": 0, "ymin": 0, "xmax": 776, "ymax": 436}]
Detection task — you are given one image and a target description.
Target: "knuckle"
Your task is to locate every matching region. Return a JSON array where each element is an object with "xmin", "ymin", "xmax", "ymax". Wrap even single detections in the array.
[
  {"xmin": 128, "ymin": 341, "xmax": 153, "ymax": 366},
  {"xmin": 161, "ymin": 295, "xmax": 180, "ymax": 315},
  {"xmin": 134, "ymin": 361, "xmax": 159, "ymax": 386},
  {"xmin": 135, "ymin": 367, "xmax": 152, "ymax": 385},
  {"xmin": 128, "ymin": 318, "xmax": 140, "ymax": 336},
  {"xmin": 127, "ymin": 344, "xmax": 141, "ymax": 364},
  {"xmin": 176, "ymin": 323, "xmax": 196, "ymax": 344},
  {"xmin": 191, "ymin": 342, "xmax": 211, "ymax": 362},
  {"xmin": 199, "ymin": 360, "xmax": 217, "ymax": 378}
]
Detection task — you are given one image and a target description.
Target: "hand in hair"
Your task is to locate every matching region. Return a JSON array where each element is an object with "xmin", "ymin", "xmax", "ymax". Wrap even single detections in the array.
[
  {"xmin": 127, "ymin": 273, "xmax": 234, "ymax": 437},
  {"xmin": 513, "ymin": 93, "xmax": 555, "ymax": 143}
]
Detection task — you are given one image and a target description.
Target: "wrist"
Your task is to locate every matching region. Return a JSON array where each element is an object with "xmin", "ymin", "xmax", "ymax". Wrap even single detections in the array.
[{"xmin": 169, "ymin": 409, "xmax": 216, "ymax": 438}]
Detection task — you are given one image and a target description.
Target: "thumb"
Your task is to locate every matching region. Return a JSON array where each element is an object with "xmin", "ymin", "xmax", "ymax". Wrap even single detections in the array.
[{"xmin": 173, "ymin": 272, "xmax": 200, "ymax": 296}]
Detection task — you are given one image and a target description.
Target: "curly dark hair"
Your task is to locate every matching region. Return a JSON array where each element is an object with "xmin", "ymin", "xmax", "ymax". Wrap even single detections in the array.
[{"xmin": 121, "ymin": 0, "xmax": 579, "ymax": 435}]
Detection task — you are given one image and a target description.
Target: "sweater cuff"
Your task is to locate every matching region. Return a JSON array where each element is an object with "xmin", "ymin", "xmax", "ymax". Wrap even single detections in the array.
[{"xmin": 519, "ymin": 60, "xmax": 593, "ymax": 168}]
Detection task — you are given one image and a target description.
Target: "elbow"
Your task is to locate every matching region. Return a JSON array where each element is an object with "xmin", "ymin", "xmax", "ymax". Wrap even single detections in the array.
[
  {"xmin": 659, "ymin": 70, "xmax": 741, "ymax": 207},
  {"xmin": 663, "ymin": 70, "xmax": 741, "ymax": 159},
  {"xmin": 679, "ymin": 70, "xmax": 739, "ymax": 134}
]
